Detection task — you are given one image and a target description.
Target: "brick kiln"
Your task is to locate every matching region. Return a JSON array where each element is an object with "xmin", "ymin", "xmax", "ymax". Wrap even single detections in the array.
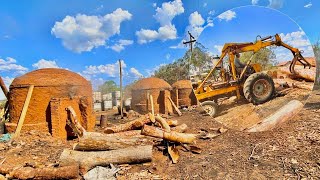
[
  {"xmin": 131, "ymin": 77, "xmax": 172, "ymax": 114},
  {"xmin": 171, "ymin": 80, "xmax": 198, "ymax": 107},
  {"xmin": 7, "ymin": 68, "xmax": 95, "ymax": 139}
]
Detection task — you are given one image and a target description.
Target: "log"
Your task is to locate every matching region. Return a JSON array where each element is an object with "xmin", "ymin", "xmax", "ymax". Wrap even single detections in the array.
[
  {"xmin": 104, "ymin": 115, "xmax": 151, "ymax": 134},
  {"xmin": 166, "ymin": 120, "xmax": 178, "ymax": 126},
  {"xmin": 279, "ymin": 65, "xmax": 315, "ymax": 82},
  {"xmin": 247, "ymin": 100, "xmax": 303, "ymax": 132},
  {"xmin": 84, "ymin": 130, "xmax": 142, "ymax": 138},
  {"xmin": 4, "ymin": 165, "xmax": 79, "ymax": 180},
  {"xmin": 155, "ymin": 114, "xmax": 171, "ymax": 132},
  {"xmin": 13, "ymin": 85, "xmax": 34, "ymax": 138},
  {"xmin": 59, "ymin": 145, "xmax": 153, "ymax": 173},
  {"xmin": 171, "ymin": 123, "xmax": 188, "ymax": 133},
  {"xmin": 73, "ymin": 134, "xmax": 146, "ymax": 151},
  {"xmin": 141, "ymin": 125, "xmax": 196, "ymax": 144},
  {"xmin": 168, "ymin": 97, "xmax": 182, "ymax": 116},
  {"xmin": 149, "ymin": 95, "xmax": 155, "ymax": 117}
]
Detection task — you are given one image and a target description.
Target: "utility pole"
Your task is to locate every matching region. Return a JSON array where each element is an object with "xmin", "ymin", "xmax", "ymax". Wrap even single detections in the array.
[
  {"xmin": 119, "ymin": 59, "xmax": 123, "ymax": 118},
  {"xmin": 183, "ymin": 31, "xmax": 196, "ymax": 78}
]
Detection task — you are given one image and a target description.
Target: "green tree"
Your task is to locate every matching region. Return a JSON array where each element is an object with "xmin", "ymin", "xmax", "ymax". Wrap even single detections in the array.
[
  {"xmin": 98, "ymin": 80, "xmax": 119, "ymax": 94},
  {"xmin": 239, "ymin": 48, "xmax": 277, "ymax": 70}
]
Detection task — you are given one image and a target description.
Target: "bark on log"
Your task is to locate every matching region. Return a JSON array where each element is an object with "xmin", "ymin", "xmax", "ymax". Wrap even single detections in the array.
[
  {"xmin": 279, "ymin": 65, "xmax": 316, "ymax": 82},
  {"xmin": 155, "ymin": 115, "xmax": 171, "ymax": 132},
  {"xmin": 166, "ymin": 120, "xmax": 178, "ymax": 126},
  {"xmin": 6, "ymin": 165, "xmax": 79, "ymax": 180},
  {"xmin": 247, "ymin": 100, "xmax": 303, "ymax": 132},
  {"xmin": 104, "ymin": 115, "xmax": 151, "ymax": 134},
  {"xmin": 141, "ymin": 125, "xmax": 196, "ymax": 144},
  {"xmin": 171, "ymin": 123, "xmax": 188, "ymax": 133},
  {"xmin": 73, "ymin": 134, "xmax": 146, "ymax": 151},
  {"xmin": 60, "ymin": 145, "xmax": 153, "ymax": 173},
  {"xmin": 84, "ymin": 130, "xmax": 142, "ymax": 138},
  {"xmin": 168, "ymin": 97, "xmax": 182, "ymax": 116}
]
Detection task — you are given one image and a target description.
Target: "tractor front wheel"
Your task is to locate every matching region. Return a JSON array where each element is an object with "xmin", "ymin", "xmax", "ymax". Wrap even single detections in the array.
[
  {"xmin": 201, "ymin": 101, "xmax": 218, "ymax": 117},
  {"xmin": 243, "ymin": 72, "xmax": 275, "ymax": 105}
]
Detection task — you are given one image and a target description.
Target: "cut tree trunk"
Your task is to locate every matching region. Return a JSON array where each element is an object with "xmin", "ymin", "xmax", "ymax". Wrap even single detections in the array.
[
  {"xmin": 168, "ymin": 97, "xmax": 182, "ymax": 116},
  {"xmin": 155, "ymin": 115, "xmax": 171, "ymax": 132},
  {"xmin": 141, "ymin": 125, "xmax": 196, "ymax": 144},
  {"xmin": 60, "ymin": 145, "xmax": 153, "ymax": 173},
  {"xmin": 104, "ymin": 115, "xmax": 151, "ymax": 134},
  {"xmin": 279, "ymin": 65, "xmax": 316, "ymax": 82},
  {"xmin": 73, "ymin": 134, "xmax": 147, "ymax": 151},
  {"xmin": 84, "ymin": 130, "xmax": 142, "ymax": 138},
  {"xmin": 8, "ymin": 165, "xmax": 79, "ymax": 180},
  {"xmin": 171, "ymin": 123, "xmax": 188, "ymax": 133},
  {"xmin": 247, "ymin": 100, "xmax": 303, "ymax": 132}
]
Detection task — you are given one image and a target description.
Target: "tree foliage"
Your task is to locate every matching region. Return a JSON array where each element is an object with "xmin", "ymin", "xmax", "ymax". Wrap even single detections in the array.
[
  {"xmin": 239, "ymin": 48, "xmax": 277, "ymax": 70},
  {"xmin": 154, "ymin": 42, "xmax": 212, "ymax": 84},
  {"xmin": 98, "ymin": 80, "xmax": 119, "ymax": 94}
]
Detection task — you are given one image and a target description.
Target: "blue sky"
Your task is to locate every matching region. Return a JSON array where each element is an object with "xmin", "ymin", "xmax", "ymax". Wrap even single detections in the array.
[{"xmin": 0, "ymin": 0, "xmax": 319, "ymax": 100}]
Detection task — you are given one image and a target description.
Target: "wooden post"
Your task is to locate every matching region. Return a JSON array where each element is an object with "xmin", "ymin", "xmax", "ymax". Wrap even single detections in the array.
[
  {"xmin": 149, "ymin": 95, "xmax": 155, "ymax": 116},
  {"xmin": 119, "ymin": 59, "xmax": 123, "ymax": 118},
  {"xmin": 0, "ymin": 77, "xmax": 9, "ymax": 99},
  {"xmin": 175, "ymin": 89, "xmax": 179, "ymax": 108},
  {"xmin": 13, "ymin": 85, "xmax": 34, "ymax": 138},
  {"xmin": 168, "ymin": 97, "xmax": 182, "ymax": 116}
]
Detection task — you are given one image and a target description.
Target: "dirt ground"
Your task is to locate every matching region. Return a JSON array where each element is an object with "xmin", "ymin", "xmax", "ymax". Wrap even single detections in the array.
[{"xmin": 0, "ymin": 87, "xmax": 319, "ymax": 179}]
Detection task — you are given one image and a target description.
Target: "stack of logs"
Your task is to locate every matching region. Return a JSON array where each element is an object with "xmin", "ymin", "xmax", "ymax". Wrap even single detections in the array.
[{"xmin": 59, "ymin": 113, "xmax": 197, "ymax": 175}]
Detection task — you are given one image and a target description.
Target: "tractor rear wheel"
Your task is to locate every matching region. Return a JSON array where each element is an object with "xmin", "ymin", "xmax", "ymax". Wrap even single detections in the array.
[
  {"xmin": 243, "ymin": 72, "xmax": 275, "ymax": 105},
  {"xmin": 201, "ymin": 101, "xmax": 218, "ymax": 117}
]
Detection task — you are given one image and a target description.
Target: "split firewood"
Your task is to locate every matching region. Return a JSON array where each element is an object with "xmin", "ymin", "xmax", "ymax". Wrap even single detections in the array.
[
  {"xmin": 148, "ymin": 113, "xmax": 155, "ymax": 123},
  {"xmin": 247, "ymin": 100, "xmax": 303, "ymax": 132},
  {"xmin": 155, "ymin": 114, "xmax": 171, "ymax": 132},
  {"xmin": 6, "ymin": 165, "xmax": 79, "ymax": 180},
  {"xmin": 168, "ymin": 146, "xmax": 179, "ymax": 164},
  {"xmin": 171, "ymin": 124, "xmax": 188, "ymax": 133},
  {"xmin": 141, "ymin": 125, "xmax": 196, "ymax": 144},
  {"xmin": 149, "ymin": 95, "xmax": 155, "ymax": 117},
  {"xmin": 66, "ymin": 106, "xmax": 86, "ymax": 137},
  {"xmin": 59, "ymin": 145, "xmax": 153, "ymax": 173},
  {"xmin": 104, "ymin": 115, "xmax": 151, "ymax": 134},
  {"xmin": 168, "ymin": 97, "xmax": 182, "ymax": 116}
]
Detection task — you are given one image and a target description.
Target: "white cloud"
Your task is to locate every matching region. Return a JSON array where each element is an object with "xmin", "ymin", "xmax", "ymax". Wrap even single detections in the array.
[
  {"xmin": 32, "ymin": 59, "xmax": 60, "ymax": 69},
  {"xmin": 136, "ymin": 24, "xmax": 177, "ymax": 44},
  {"xmin": 152, "ymin": 3, "xmax": 157, "ymax": 8},
  {"xmin": 252, "ymin": 0, "xmax": 259, "ymax": 5},
  {"xmin": 166, "ymin": 53, "xmax": 171, "ymax": 60},
  {"xmin": 136, "ymin": 0, "xmax": 184, "ymax": 44},
  {"xmin": 0, "ymin": 57, "xmax": 28, "ymax": 74},
  {"xmin": 203, "ymin": 2, "xmax": 207, "ymax": 7},
  {"xmin": 109, "ymin": 39, "xmax": 133, "ymax": 52},
  {"xmin": 304, "ymin": 2, "xmax": 312, "ymax": 8},
  {"xmin": 276, "ymin": 30, "xmax": 314, "ymax": 61},
  {"xmin": 218, "ymin": 10, "xmax": 236, "ymax": 21},
  {"xmin": 130, "ymin": 68, "xmax": 143, "ymax": 78},
  {"xmin": 51, "ymin": 8, "xmax": 132, "ymax": 53},
  {"xmin": 83, "ymin": 60, "xmax": 126, "ymax": 77},
  {"xmin": 268, "ymin": 0, "xmax": 284, "ymax": 9},
  {"xmin": 154, "ymin": 0, "xmax": 184, "ymax": 26},
  {"xmin": 214, "ymin": 45, "xmax": 223, "ymax": 53},
  {"xmin": 208, "ymin": 10, "xmax": 215, "ymax": 15}
]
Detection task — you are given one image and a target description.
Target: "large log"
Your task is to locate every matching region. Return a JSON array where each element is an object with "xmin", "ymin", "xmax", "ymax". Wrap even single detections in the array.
[
  {"xmin": 73, "ymin": 134, "xmax": 146, "ymax": 151},
  {"xmin": 5, "ymin": 165, "xmax": 79, "ymax": 180},
  {"xmin": 279, "ymin": 65, "xmax": 316, "ymax": 82},
  {"xmin": 104, "ymin": 115, "xmax": 151, "ymax": 134},
  {"xmin": 247, "ymin": 100, "xmax": 303, "ymax": 132},
  {"xmin": 60, "ymin": 145, "xmax": 153, "ymax": 173},
  {"xmin": 84, "ymin": 130, "xmax": 142, "ymax": 138},
  {"xmin": 141, "ymin": 125, "xmax": 196, "ymax": 144}
]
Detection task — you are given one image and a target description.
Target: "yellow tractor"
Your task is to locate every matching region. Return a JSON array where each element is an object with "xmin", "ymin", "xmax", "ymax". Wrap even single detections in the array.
[{"xmin": 193, "ymin": 34, "xmax": 311, "ymax": 117}]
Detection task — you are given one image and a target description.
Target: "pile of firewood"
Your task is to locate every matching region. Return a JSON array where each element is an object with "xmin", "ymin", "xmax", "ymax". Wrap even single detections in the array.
[{"xmin": 59, "ymin": 113, "xmax": 197, "ymax": 175}]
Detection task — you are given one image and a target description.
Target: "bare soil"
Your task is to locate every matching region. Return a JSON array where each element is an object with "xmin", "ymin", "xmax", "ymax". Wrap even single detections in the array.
[{"xmin": 0, "ymin": 86, "xmax": 319, "ymax": 179}]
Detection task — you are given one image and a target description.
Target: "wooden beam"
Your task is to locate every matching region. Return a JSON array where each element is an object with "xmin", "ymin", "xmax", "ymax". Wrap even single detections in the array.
[
  {"xmin": 13, "ymin": 85, "xmax": 34, "ymax": 138},
  {"xmin": 0, "ymin": 76, "xmax": 9, "ymax": 99},
  {"xmin": 168, "ymin": 97, "xmax": 182, "ymax": 116}
]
